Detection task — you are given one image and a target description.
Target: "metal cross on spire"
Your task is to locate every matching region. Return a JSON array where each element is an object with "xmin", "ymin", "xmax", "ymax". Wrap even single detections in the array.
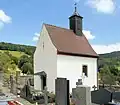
[
  {"xmin": 74, "ymin": 2, "xmax": 77, "ymax": 7},
  {"xmin": 74, "ymin": 2, "xmax": 77, "ymax": 12},
  {"xmin": 73, "ymin": 2, "xmax": 80, "ymax": 16}
]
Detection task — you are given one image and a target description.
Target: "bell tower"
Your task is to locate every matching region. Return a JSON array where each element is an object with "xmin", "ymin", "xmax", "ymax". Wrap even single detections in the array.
[{"xmin": 69, "ymin": 3, "xmax": 83, "ymax": 36}]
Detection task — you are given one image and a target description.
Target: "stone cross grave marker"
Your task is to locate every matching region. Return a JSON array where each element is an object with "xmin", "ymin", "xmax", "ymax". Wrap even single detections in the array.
[
  {"xmin": 76, "ymin": 79, "xmax": 82, "ymax": 87},
  {"xmin": 92, "ymin": 85, "xmax": 97, "ymax": 91},
  {"xmin": 81, "ymin": 73, "xmax": 85, "ymax": 84}
]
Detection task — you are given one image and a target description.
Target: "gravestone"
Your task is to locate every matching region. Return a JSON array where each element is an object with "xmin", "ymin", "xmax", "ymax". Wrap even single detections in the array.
[
  {"xmin": 10, "ymin": 75, "xmax": 14, "ymax": 93},
  {"xmin": 20, "ymin": 83, "xmax": 32, "ymax": 99},
  {"xmin": 55, "ymin": 78, "xmax": 70, "ymax": 105},
  {"xmin": 16, "ymin": 70, "xmax": 21, "ymax": 96},
  {"xmin": 10, "ymin": 75, "xmax": 17, "ymax": 94},
  {"xmin": 91, "ymin": 88, "xmax": 112, "ymax": 104},
  {"xmin": 42, "ymin": 86, "xmax": 48, "ymax": 105},
  {"xmin": 112, "ymin": 91, "xmax": 120, "ymax": 102},
  {"xmin": 16, "ymin": 71, "xmax": 20, "ymax": 83},
  {"xmin": 72, "ymin": 79, "xmax": 91, "ymax": 105},
  {"xmin": 0, "ymin": 71, "xmax": 4, "ymax": 92}
]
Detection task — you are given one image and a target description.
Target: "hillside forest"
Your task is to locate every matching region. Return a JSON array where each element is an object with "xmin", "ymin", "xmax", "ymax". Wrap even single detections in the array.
[
  {"xmin": 0, "ymin": 42, "xmax": 35, "ymax": 83},
  {"xmin": 98, "ymin": 51, "xmax": 120, "ymax": 86},
  {"xmin": 0, "ymin": 42, "xmax": 120, "ymax": 86}
]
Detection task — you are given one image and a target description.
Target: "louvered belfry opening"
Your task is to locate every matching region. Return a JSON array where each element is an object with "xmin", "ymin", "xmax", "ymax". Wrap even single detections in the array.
[{"xmin": 69, "ymin": 5, "xmax": 83, "ymax": 36}]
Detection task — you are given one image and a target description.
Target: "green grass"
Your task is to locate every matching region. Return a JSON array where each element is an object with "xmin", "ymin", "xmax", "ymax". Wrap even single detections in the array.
[{"xmin": 0, "ymin": 50, "xmax": 27, "ymax": 58}]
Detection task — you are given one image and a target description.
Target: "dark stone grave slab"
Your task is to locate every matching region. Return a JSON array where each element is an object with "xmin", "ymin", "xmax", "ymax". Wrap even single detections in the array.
[
  {"xmin": 112, "ymin": 92, "xmax": 120, "ymax": 101},
  {"xmin": 67, "ymin": 80, "xmax": 70, "ymax": 105},
  {"xmin": 55, "ymin": 78, "xmax": 70, "ymax": 105},
  {"xmin": 20, "ymin": 84, "xmax": 32, "ymax": 99},
  {"xmin": 91, "ymin": 88, "xmax": 112, "ymax": 104}
]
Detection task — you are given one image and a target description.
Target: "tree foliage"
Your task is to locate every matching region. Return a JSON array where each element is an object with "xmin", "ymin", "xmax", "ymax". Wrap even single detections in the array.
[
  {"xmin": 0, "ymin": 42, "xmax": 35, "ymax": 85},
  {"xmin": 18, "ymin": 55, "xmax": 33, "ymax": 74},
  {"xmin": 18, "ymin": 55, "xmax": 29, "ymax": 68},
  {"xmin": 21, "ymin": 62, "xmax": 33, "ymax": 74},
  {"xmin": 99, "ymin": 66, "xmax": 116, "ymax": 85},
  {"xmin": 0, "ymin": 42, "xmax": 35, "ymax": 56},
  {"xmin": 98, "ymin": 51, "xmax": 120, "ymax": 86},
  {"xmin": 0, "ymin": 44, "xmax": 35, "ymax": 80}
]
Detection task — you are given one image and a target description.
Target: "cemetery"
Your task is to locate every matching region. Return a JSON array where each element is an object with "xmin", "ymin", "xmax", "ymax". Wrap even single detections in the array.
[
  {"xmin": 1, "ymin": 2, "xmax": 120, "ymax": 105},
  {"xmin": 1, "ymin": 68, "xmax": 120, "ymax": 105}
]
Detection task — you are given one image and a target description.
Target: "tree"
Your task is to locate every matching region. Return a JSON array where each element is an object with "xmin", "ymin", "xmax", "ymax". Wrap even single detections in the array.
[
  {"xmin": 21, "ymin": 62, "xmax": 33, "ymax": 74},
  {"xmin": 0, "ymin": 42, "xmax": 35, "ymax": 55},
  {"xmin": 18, "ymin": 55, "xmax": 33, "ymax": 74},
  {"xmin": 0, "ymin": 52, "xmax": 11, "ymax": 66},
  {"xmin": 102, "ymin": 73, "xmax": 115, "ymax": 85},
  {"xmin": 99, "ymin": 65, "xmax": 116, "ymax": 87},
  {"xmin": 18, "ymin": 55, "xmax": 29, "ymax": 69},
  {"xmin": 11, "ymin": 56, "xmax": 18, "ymax": 65},
  {"xmin": 109, "ymin": 66, "xmax": 119, "ymax": 76}
]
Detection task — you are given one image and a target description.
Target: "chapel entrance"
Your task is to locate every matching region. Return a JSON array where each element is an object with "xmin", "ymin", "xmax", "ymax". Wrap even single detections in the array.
[
  {"xmin": 41, "ymin": 75, "xmax": 46, "ymax": 90},
  {"xmin": 34, "ymin": 71, "xmax": 47, "ymax": 91}
]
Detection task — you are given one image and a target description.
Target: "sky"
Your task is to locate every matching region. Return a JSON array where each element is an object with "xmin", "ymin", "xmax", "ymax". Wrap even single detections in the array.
[{"xmin": 0, "ymin": 0, "xmax": 120, "ymax": 54}]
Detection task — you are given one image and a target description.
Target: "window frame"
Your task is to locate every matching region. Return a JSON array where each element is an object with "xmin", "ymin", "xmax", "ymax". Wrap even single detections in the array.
[{"xmin": 82, "ymin": 65, "xmax": 88, "ymax": 77}]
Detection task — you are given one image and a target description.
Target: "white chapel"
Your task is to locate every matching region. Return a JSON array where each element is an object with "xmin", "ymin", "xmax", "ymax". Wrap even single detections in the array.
[{"xmin": 34, "ymin": 6, "xmax": 99, "ymax": 93}]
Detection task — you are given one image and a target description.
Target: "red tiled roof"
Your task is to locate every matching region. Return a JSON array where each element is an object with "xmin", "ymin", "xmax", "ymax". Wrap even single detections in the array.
[{"xmin": 44, "ymin": 24, "xmax": 98, "ymax": 58}]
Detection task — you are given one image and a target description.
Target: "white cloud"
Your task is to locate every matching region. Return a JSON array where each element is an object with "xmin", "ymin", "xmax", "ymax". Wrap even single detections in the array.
[
  {"xmin": 0, "ymin": 10, "xmax": 12, "ymax": 23},
  {"xmin": 83, "ymin": 29, "xmax": 120, "ymax": 54},
  {"xmin": 82, "ymin": 29, "xmax": 120, "ymax": 54},
  {"xmin": 0, "ymin": 10, "xmax": 11, "ymax": 31},
  {"xmin": 0, "ymin": 22, "xmax": 4, "ymax": 31},
  {"xmin": 92, "ymin": 43, "xmax": 120, "ymax": 54},
  {"xmin": 32, "ymin": 32, "xmax": 40, "ymax": 41},
  {"xmin": 87, "ymin": 0, "xmax": 116, "ymax": 14},
  {"xmin": 83, "ymin": 30, "xmax": 95, "ymax": 40}
]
